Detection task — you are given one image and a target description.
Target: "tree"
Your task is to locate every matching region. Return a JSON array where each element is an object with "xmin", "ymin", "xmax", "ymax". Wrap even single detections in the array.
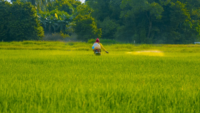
[
  {"xmin": 73, "ymin": 14, "xmax": 102, "ymax": 41},
  {"xmin": 38, "ymin": 0, "xmax": 82, "ymax": 36},
  {"xmin": 46, "ymin": 0, "xmax": 82, "ymax": 14},
  {"xmin": 39, "ymin": 9, "xmax": 73, "ymax": 34},
  {"xmin": 86, "ymin": 0, "xmax": 121, "ymax": 39},
  {"xmin": 0, "ymin": 1, "xmax": 11, "ymax": 41},
  {"xmin": 117, "ymin": 0, "xmax": 164, "ymax": 43},
  {"xmin": 0, "ymin": 1, "xmax": 44, "ymax": 41},
  {"xmin": 86, "ymin": 0, "xmax": 200, "ymax": 44}
]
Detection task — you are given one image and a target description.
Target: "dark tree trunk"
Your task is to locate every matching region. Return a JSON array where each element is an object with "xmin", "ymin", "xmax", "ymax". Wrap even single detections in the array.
[
  {"xmin": 146, "ymin": 12, "xmax": 152, "ymax": 39},
  {"xmin": 147, "ymin": 21, "xmax": 152, "ymax": 39}
]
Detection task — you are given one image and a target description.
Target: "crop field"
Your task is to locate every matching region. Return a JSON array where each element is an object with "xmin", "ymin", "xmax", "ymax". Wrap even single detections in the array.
[{"xmin": 0, "ymin": 41, "xmax": 200, "ymax": 113}]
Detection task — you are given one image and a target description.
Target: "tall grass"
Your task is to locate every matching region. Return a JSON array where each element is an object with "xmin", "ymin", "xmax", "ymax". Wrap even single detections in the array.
[
  {"xmin": 1, "ymin": 41, "xmax": 200, "ymax": 52},
  {"xmin": 0, "ymin": 49, "xmax": 200, "ymax": 112}
]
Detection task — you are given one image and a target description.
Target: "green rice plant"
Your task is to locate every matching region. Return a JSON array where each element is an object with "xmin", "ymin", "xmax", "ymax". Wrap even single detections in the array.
[
  {"xmin": 0, "ymin": 49, "xmax": 200, "ymax": 113},
  {"xmin": 1, "ymin": 41, "xmax": 200, "ymax": 52}
]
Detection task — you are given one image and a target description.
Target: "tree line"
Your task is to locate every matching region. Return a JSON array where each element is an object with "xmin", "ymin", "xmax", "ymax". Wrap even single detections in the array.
[
  {"xmin": 0, "ymin": 1, "xmax": 44, "ymax": 41},
  {"xmin": 0, "ymin": 0, "xmax": 200, "ymax": 44},
  {"xmin": 0, "ymin": 0, "xmax": 101, "ymax": 41},
  {"xmin": 86, "ymin": 0, "xmax": 200, "ymax": 44}
]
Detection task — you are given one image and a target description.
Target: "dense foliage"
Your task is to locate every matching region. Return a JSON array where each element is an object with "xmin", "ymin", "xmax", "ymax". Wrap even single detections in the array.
[
  {"xmin": 86, "ymin": 0, "xmax": 200, "ymax": 44},
  {"xmin": 73, "ymin": 4, "xmax": 102, "ymax": 41},
  {"xmin": 0, "ymin": 0, "xmax": 101, "ymax": 41},
  {"xmin": 45, "ymin": 0, "xmax": 101, "ymax": 41},
  {"xmin": 73, "ymin": 14, "xmax": 102, "ymax": 41},
  {"xmin": 38, "ymin": 0, "xmax": 80, "ymax": 35},
  {"xmin": 1, "ymin": 0, "xmax": 200, "ymax": 43},
  {"xmin": 38, "ymin": 9, "xmax": 73, "ymax": 35},
  {"xmin": 38, "ymin": 0, "xmax": 101, "ymax": 41},
  {"xmin": 0, "ymin": 1, "xmax": 44, "ymax": 41}
]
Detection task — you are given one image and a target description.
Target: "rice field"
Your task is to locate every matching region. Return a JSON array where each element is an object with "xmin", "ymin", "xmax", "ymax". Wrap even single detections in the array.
[{"xmin": 0, "ymin": 42, "xmax": 200, "ymax": 113}]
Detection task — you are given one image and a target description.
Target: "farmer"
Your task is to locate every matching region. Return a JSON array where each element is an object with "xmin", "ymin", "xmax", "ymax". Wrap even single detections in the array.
[{"xmin": 92, "ymin": 38, "xmax": 109, "ymax": 55}]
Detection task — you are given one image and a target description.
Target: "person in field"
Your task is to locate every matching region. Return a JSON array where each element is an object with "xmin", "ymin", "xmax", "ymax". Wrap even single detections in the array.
[{"xmin": 92, "ymin": 38, "xmax": 109, "ymax": 55}]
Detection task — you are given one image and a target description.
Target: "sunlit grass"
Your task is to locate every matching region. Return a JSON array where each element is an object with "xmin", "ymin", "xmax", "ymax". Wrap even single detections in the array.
[
  {"xmin": 126, "ymin": 50, "xmax": 164, "ymax": 56},
  {"xmin": 0, "ymin": 43, "xmax": 200, "ymax": 112},
  {"xmin": 1, "ymin": 41, "xmax": 200, "ymax": 52}
]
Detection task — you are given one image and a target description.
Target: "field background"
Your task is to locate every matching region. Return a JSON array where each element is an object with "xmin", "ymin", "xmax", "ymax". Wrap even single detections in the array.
[{"xmin": 0, "ymin": 41, "xmax": 200, "ymax": 113}]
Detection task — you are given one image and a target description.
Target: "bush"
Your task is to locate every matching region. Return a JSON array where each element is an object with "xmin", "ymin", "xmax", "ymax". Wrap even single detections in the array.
[
  {"xmin": 87, "ymin": 39, "xmax": 95, "ymax": 43},
  {"xmin": 100, "ymin": 39, "xmax": 119, "ymax": 44}
]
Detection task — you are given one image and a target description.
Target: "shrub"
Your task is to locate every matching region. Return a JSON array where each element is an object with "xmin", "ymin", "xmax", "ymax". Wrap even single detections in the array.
[{"xmin": 87, "ymin": 39, "xmax": 95, "ymax": 43}]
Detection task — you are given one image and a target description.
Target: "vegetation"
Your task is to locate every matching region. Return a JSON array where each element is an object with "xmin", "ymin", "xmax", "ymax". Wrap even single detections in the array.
[
  {"xmin": 87, "ymin": 0, "xmax": 200, "ymax": 44},
  {"xmin": 38, "ymin": 9, "xmax": 73, "ymax": 35},
  {"xmin": 1, "ymin": 0, "xmax": 200, "ymax": 111},
  {"xmin": 1, "ymin": 0, "xmax": 200, "ymax": 43},
  {"xmin": 0, "ymin": 1, "xmax": 44, "ymax": 41},
  {"xmin": 0, "ymin": 43, "xmax": 200, "ymax": 112},
  {"xmin": 1, "ymin": 41, "xmax": 200, "ymax": 52},
  {"xmin": 0, "ymin": 0, "xmax": 101, "ymax": 41},
  {"xmin": 38, "ymin": 0, "xmax": 81, "ymax": 35},
  {"xmin": 73, "ymin": 14, "xmax": 102, "ymax": 41},
  {"xmin": 40, "ymin": 0, "xmax": 101, "ymax": 41}
]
